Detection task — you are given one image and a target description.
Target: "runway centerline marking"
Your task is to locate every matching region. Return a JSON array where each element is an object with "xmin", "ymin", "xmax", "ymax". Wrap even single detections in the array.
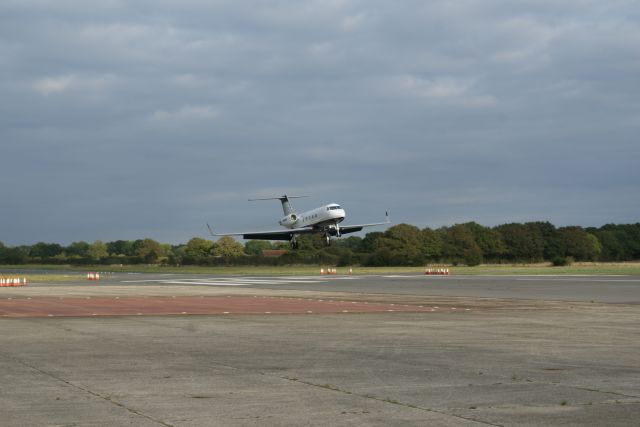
[
  {"xmin": 383, "ymin": 275, "xmax": 419, "ymax": 278},
  {"xmin": 120, "ymin": 276, "xmax": 338, "ymax": 287}
]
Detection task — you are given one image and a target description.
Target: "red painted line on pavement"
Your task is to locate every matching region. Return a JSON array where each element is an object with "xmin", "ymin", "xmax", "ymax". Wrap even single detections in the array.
[{"xmin": 0, "ymin": 296, "xmax": 438, "ymax": 318}]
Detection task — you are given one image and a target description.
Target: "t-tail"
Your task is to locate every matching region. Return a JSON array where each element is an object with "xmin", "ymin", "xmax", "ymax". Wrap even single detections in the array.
[{"xmin": 248, "ymin": 195, "xmax": 309, "ymax": 216}]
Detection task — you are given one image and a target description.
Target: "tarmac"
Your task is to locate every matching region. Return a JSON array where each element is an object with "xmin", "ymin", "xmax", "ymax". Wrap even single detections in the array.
[{"xmin": 1, "ymin": 272, "xmax": 639, "ymax": 426}]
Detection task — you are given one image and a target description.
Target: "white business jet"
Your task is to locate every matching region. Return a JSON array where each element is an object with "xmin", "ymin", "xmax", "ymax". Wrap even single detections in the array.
[{"xmin": 208, "ymin": 195, "xmax": 389, "ymax": 249}]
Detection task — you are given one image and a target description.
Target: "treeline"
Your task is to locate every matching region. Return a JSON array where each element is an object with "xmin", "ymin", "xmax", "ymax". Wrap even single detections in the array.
[{"xmin": 1, "ymin": 222, "xmax": 639, "ymax": 267}]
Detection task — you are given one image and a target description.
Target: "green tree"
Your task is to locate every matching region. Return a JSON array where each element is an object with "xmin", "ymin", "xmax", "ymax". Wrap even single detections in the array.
[
  {"xmin": 159, "ymin": 244, "xmax": 173, "ymax": 264},
  {"xmin": 168, "ymin": 244, "xmax": 186, "ymax": 265},
  {"xmin": 66, "ymin": 241, "xmax": 90, "ymax": 258},
  {"xmin": 213, "ymin": 236, "xmax": 244, "ymax": 257},
  {"xmin": 604, "ymin": 223, "xmax": 640, "ymax": 260},
  {"xmin": 184, "ymin": 237, "xmax": 214, "ymax": 259},
  {"xmin": 594, "ymin": 229, "xmax": 624, "ymax": 261},
  {"xmin": 558, "ymin": 227, "xmax": 600, "ymax": 261},
  {"xmin": 334, "ymin": 236, "xmax": 362, "ymax": 252},
  {"xmin": 136, "ymin": 238, "xmax": 164, "ymax": 263},
  {"xmin": 466, "ymin": 222, "xmax": 506, "ymax": 261},
  {"xmin": 322, "ymin": 245, "xmax": 355, "ymax": 266},
  {"xmin": 367, "ymin": 236, "xmax": 412, "ymax": 266},
  {"xmin": 87, "ymin": 240, "xmax": 109, "ymax": 261},
  {"xmin": 381, "ymin": 224, "xmax": 425, "ymax": 265},
  {"xmin": 496, "ymin": 223, "xmax": 545, "ymax": 262},
  {"xmin": 365, "ymin": 247, "xmax": 393, "ymax": 266},
  {"xmin": 0, "ymin": 247, "xmax": 28, "ymax": 264},
  {"xmin": 587, "ymin": 233, "xmax": 602, "ymax": 260},
  {"xmin": 29, "ymin": 242, "xmax": 63, "ymax": 259},
  {"xmin": 420, "ymin": 228, "xmax": 443, "ymax": 261},
  {"xmin": 527, "ymin": 222, "xmax": 564, "ymax": 260},
  {"xmin": 107, "ymin": 240, "xmax": 136, "ymax": 256},
  {"xmin": 244, "ymin": 240, "xmax": 273, "ymax": 255},
  {"xmin": 360, "ymin": 232, "xmax": 384, "ymax": 253},
  {"xmin": 272, "ymin": 241, "xmax": 290, "ymax": 250},
  {"xmin": 440, "ymin": 224, "xmax": 483, "ymax": 265}
]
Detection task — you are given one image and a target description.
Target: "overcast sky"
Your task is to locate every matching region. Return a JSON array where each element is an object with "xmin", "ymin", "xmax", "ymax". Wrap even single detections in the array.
[{"xmin": 1, "ymin": 0, "xmax": 639, "ymax": 245}]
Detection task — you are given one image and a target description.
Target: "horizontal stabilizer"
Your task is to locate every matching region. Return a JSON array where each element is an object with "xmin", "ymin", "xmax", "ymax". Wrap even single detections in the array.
[
  {"xmin": 248, "ymin": 194, "xmax": 310, "ymax": 216},
  {"xmin": 248, "ymin": 195, "xmax": 310, "ymax": 201}
]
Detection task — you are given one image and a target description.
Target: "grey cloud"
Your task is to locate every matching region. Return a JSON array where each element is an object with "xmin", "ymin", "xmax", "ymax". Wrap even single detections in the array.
[{"xmin": 0, "ymin": 0, "xmax": 638, "ymax": 245}]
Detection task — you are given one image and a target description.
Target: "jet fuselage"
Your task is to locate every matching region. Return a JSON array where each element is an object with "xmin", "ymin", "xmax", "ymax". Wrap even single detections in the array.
[{"xmin": 279, "ymin": 203, "xmax": 345, "ymax": 230}]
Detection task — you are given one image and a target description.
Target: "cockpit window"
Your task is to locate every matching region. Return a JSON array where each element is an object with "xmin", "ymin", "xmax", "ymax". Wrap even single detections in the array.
[{"xmin": 328, "ymin": 205, "xmax": 342, "ymax": 210}]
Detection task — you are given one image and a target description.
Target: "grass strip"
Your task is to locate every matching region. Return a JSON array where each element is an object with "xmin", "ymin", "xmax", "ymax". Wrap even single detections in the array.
[{"xmin": 1, "ymin": 263, "xmax": 640, "ymax": 276}]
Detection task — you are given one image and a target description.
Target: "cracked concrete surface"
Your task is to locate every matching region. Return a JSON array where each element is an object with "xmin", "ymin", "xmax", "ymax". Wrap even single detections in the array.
[{"xmin": 1, "ymin": 281, "xmax": 639, "ymax": 426}]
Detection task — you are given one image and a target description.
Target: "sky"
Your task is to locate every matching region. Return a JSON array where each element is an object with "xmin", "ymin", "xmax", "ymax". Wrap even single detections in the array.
[{"xmin": 1, "ymin": 0, "xmax": 639, "ymax": 245}]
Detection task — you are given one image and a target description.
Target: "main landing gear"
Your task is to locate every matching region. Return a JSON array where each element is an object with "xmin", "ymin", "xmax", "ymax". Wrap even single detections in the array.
[
  {"xmin": 290, "ymin": 236, "xmax": 299, "ymax": 250},
  {"xmin": 324, "ymin": 223, "xmax": 340, "ymax": 246}
]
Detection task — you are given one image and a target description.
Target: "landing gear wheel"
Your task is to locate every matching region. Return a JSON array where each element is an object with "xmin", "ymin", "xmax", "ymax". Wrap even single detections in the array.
[{"xmin": 290, "ymin": 238, "xmax": 299, "ymax": 250}]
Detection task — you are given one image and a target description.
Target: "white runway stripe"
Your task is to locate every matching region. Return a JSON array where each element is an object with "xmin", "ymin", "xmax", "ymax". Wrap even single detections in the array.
[
  {"xmin": 383, "ymin": 275, "xmax": 417, "ymax": 278},
  {"xmin": 164, "ymin": 281, "xmax": 254, "ymax": 286},
  {"xmin": 200, "ymin": 278, "xmax": 319, "ymax": 284},
  {"xmin": 121, "ymin": 276, "xmax": 335, "ymax": 287}
]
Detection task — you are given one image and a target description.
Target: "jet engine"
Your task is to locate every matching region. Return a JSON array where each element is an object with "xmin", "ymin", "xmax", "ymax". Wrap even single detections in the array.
[{"xmin": 279, "ymin": 213, "xmax": 298, "ymax": 227}]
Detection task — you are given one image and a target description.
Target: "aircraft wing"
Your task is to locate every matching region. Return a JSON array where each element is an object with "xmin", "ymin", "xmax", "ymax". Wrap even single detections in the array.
[
  {"xmin": 207, "ymin": 225, "xmax": 318, "ymax": 241},
  {"xmin": 339, "ymin": 217, "xmax": 391, "ymax": 235},
  {"xmin": 207, "ymin": 212, "xmax": 389, "ymax": 240}
]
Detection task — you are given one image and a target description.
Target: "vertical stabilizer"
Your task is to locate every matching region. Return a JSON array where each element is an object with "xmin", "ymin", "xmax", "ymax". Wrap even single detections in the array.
[{"xmin": 280, "ymin": 196, "xmax": 293, "ymax": 216}]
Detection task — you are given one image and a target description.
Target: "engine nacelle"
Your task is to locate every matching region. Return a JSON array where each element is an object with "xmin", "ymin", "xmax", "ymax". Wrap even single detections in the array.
[{"xmin": 279, "ymin": 213, "xmax": 298, "ymax": 227}]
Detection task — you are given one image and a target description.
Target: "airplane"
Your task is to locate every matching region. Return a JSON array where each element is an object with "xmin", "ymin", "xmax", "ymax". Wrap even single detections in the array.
[{"xmin": 208, "ymin": 195, "xmax": 389, "ymax": 249}]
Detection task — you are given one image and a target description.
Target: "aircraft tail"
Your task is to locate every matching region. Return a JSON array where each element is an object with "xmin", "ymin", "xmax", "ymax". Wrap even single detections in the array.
[{"xmin": 248, "ymin": 195, "xmax": 309, "ymax": 216}]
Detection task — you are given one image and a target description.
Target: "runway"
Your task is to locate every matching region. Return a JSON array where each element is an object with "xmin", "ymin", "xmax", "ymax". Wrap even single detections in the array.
[
  {"xmin": 97, "ymin": 272, "xmax": 640, "ymax": 303},
  {"xmin": 3, "ymin": 273, "xmax": 637, "ymax": 318},
  {"xmin": 1, "ymin": 272, "xmax": 639, "ymax": 426}
]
